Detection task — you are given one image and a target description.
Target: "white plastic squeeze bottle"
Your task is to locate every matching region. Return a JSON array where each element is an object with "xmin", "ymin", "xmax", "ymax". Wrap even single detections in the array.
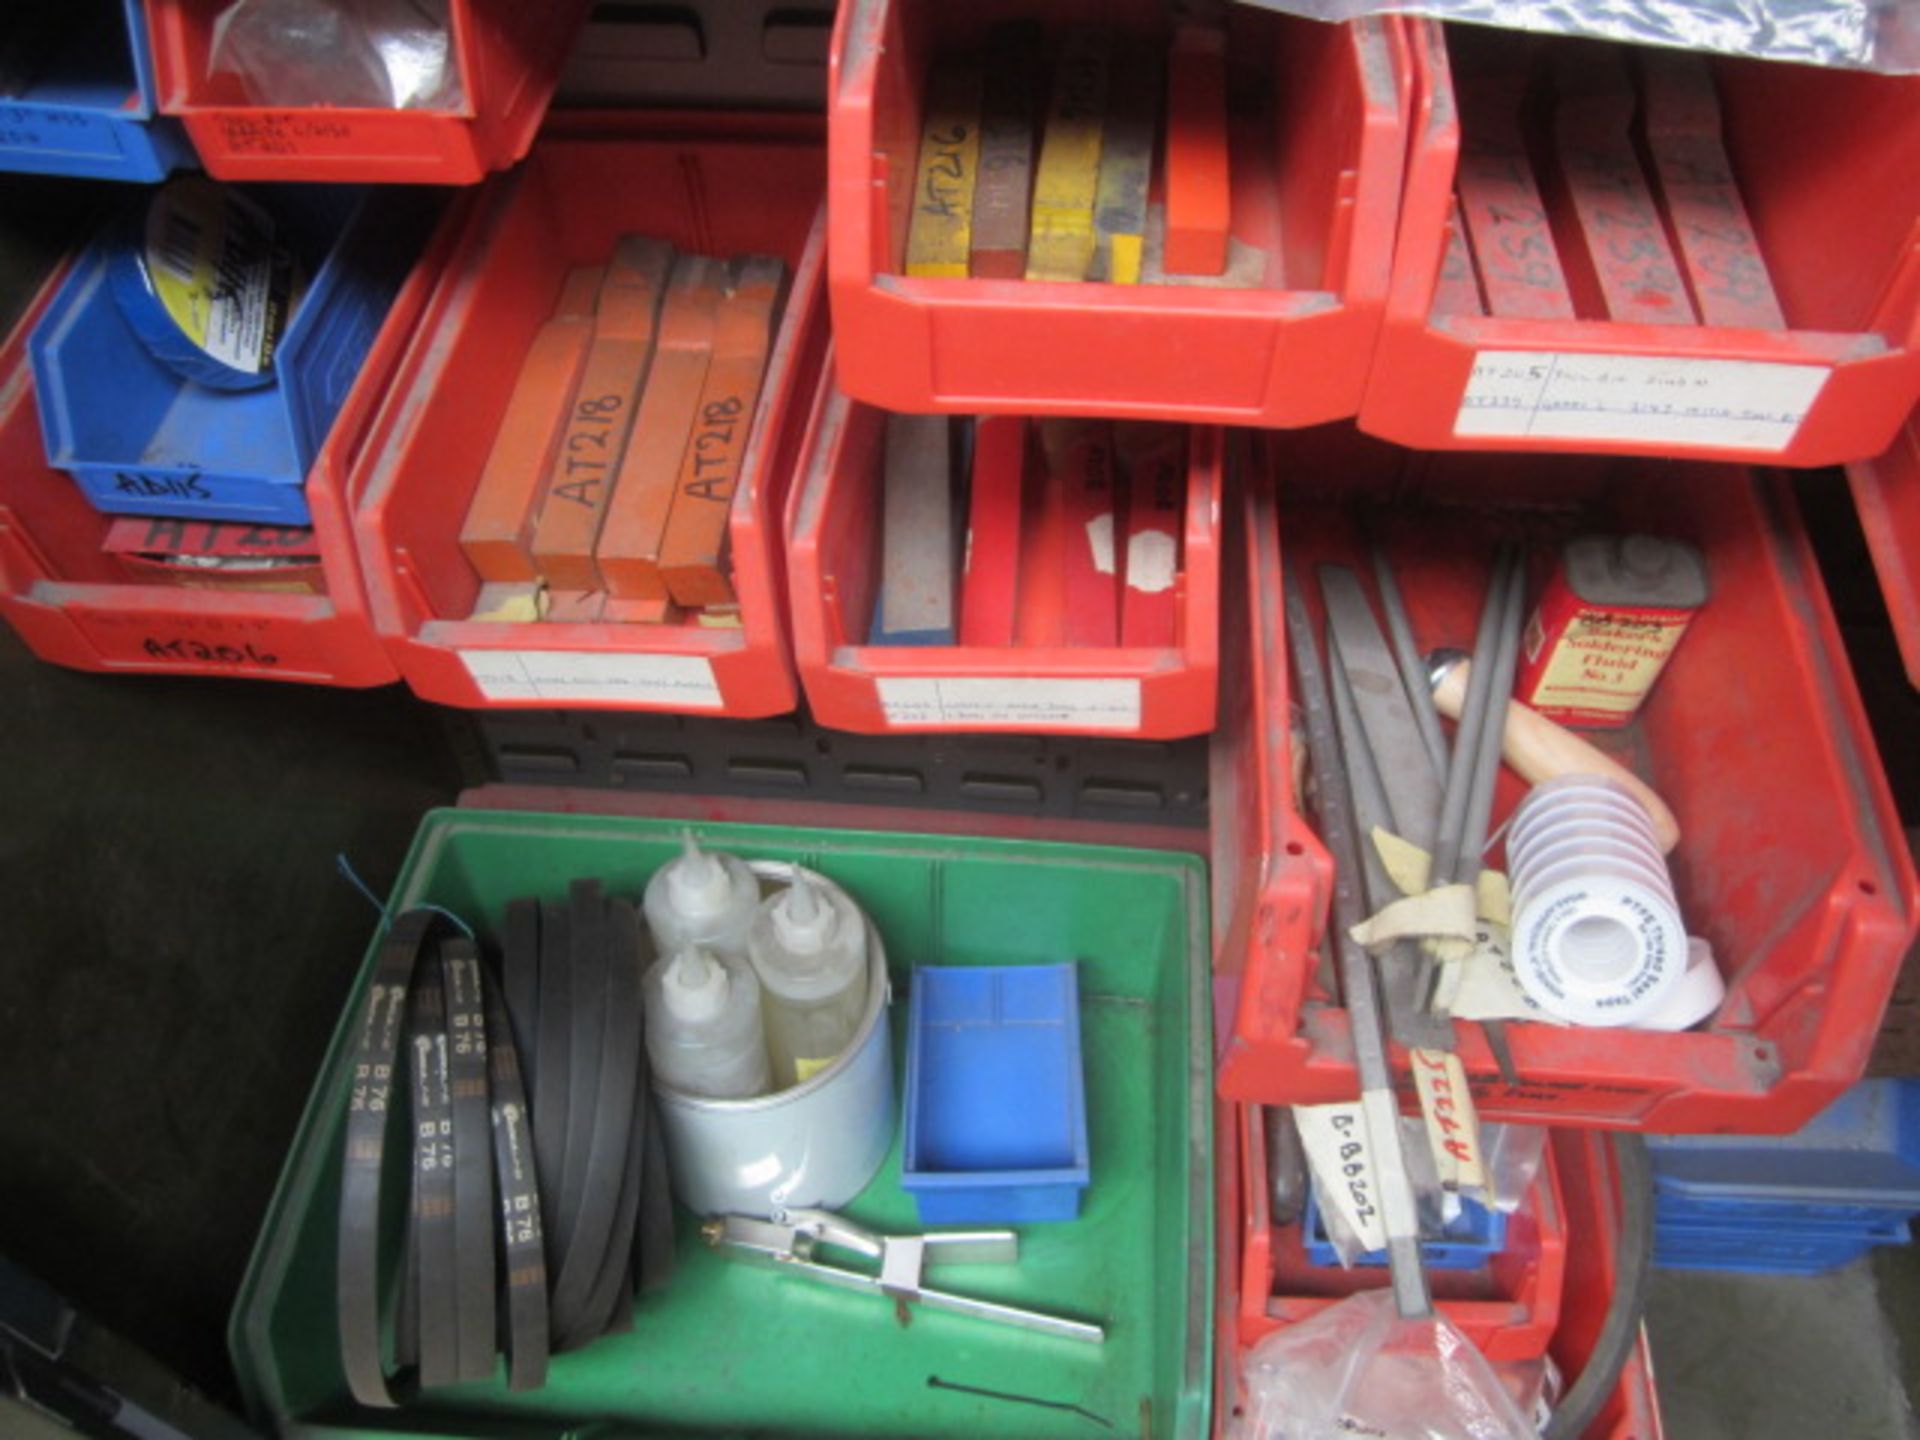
[
  {"xmin": 748, "ymin": 873, "xmax": 870, "ymax": 1090},
  {"xmin": 643, "ymin": 830, "xmax": 760, "ymax": 961},
  {"xmin": 643, "ymin": 946, "xmax": 771, "ymax": 1099}
]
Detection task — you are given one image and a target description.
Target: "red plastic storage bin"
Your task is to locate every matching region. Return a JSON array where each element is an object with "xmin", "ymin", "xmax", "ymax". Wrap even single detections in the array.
[
  {"xmin": 1232, "ymin": 1106, "xmax": 1568, "ymax": 1363},
  {"xmin": 349, "ymin": 112, "xmax": 826, "ymax": 715},
  {"xmin": 1213, "ymin": 1105, "xmax": 1664, "ymax": 1438},
  {"xmin": 826, "ymin": 0, "xmax": 1411, "ymax": 425},
  {"xmin": 1209, "ymin": 430, "xmax": 1919, "ymax": 1131},
  {"xmin": 784, "ymin": 377, "xmax": 1222, "ymax": 737},
  {"xmin": 1847, "ymin": 409, "xmax": 1920, "ymax": 687},
  {"xmin": 0, "ymin": 201, "xmax": 461, "ymax": 686},
  {"xmin": 1359, "ymin": 20, "xmax": 1920, "ymax": 468},
  {"xmin": 144, "ymin": 0, "xmax": 591, "ymax": 184}
]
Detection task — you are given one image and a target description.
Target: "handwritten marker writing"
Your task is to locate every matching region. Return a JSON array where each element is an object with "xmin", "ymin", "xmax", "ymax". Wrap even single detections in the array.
[
  {"xmin": 1452, "ymin": 41, "xmax": 1576, "ymax": 321},
  {"xmin": 905, "ymin": 66, "xmax": 984, "ymax": 279},
  {"xmin": 531, "ymin": 237, "xmax": 675, "ymax": 591},
  {"xmin": 595, "ymin": 255, "xmax": 726, "ymax": 602},
  {"xmin": 657, "ymin": 255, "xmax": 787, "ymax": 609},
  {"xmin": 1639, "ymin": 50, "xmax": 1785, "ymax": 331},
  {"xmin": 1548, "ymin": 50, "xmax": 1695, "ymax": 326}
]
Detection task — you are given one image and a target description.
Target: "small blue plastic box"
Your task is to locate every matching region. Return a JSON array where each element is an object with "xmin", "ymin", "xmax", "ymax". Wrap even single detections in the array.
[
  {"xmin": 1645, "ymin": 1079, "xmax": 1920, "ymax": 1274},
  {"xmin": 1301, "ymin": 1187, "xmax": 1507, "ymax": 1270},
  {"xmin": 903, "ymin": 963, "xmax": 1090, "ymax": 1224}
]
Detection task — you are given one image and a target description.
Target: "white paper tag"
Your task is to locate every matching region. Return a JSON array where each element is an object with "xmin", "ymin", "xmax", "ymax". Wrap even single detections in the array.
[
  {"xmin": 1294, "ymin": 1102, "xmax": 1387, "ymax": 1253},
  {"xmin": 1411, "ymin": 1048, "xmax": 1486, "ymax": 1191},
  {"xmin": 1455, "ymin": 351, "xmax": 1829, "ymax": 452},
  {"xmin": 1448, "ymin": 924, "xmax": 1559, "ymax": 1025},
  {"xmin": 875, "ymin": 676, "xmax": 1142, "ymax": 731},
  {"xmin": 458, "ymin": 649, "xmax": 722, "ymax": 706}
]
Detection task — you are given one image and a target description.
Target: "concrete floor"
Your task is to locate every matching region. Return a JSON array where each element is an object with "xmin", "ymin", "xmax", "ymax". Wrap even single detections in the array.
[{"xmin": 1648, "ymin": 1261, "xmax": 1920, "ymax": 1439}]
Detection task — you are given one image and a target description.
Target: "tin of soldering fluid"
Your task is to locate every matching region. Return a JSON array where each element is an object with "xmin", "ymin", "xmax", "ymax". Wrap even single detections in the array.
[{"xmin": 1516, "ymin": 535, "xmax": 1708, "ymax": 728}]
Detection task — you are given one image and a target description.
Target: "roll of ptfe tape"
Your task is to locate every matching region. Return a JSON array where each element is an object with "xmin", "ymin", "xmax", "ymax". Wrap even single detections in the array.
[
  {"xmin": 1511, "ymin": 875, "xmax": 1689, "ymax": 1027},
  {"xmin": 1637, "ymin": 937, "xmax": 1728, "ymax": 1033}
]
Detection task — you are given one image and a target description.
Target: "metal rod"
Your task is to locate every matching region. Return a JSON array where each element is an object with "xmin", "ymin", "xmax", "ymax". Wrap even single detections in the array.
[
  {"xmin": 1371, "ymin": 541, "xmax": 1450, "ymax": 779},
  {"xmin": 1455, "ymin": 556, "xmax": 1528, "ymax": 885},
  {"xmin": 1429, "ymin": 547, "xmax": 1517, "ymax": 885},
  {"xmin": 1326, "ymin": 627, "xmax": 1397, "ymax": 906},
  {"xmin": 1334, "ymin": 621, "xmax": 1457, "ymax": 1051},
  {"xmin": 1283, "ymin": 568, "xmax": 1432, "ymax": 1320}
]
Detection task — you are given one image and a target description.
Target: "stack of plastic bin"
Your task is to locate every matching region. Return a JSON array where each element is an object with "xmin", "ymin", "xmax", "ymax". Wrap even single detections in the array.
[{"xmin": 1646, "ymin": 1079, "xmax": 1920, "ymax": 1275}]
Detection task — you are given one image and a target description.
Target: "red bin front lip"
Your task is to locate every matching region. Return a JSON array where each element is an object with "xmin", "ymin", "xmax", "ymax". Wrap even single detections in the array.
[
  {"xmin": 345, "ymin": 113, "xmax": 826, "ymax": 715},
  {"xmin": 1358, "ymin": 17, "xmax": 1920, "ymax": 468}
]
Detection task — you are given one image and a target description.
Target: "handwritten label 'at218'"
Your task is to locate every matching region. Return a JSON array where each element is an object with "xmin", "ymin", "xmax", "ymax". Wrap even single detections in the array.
[
  {"xmin": 552, "ymin": 393, "xmax": 624, "ymax": 507},
  {"xmin": 684, "ymin": 395, "xmax": 745, "ymax": 500}
]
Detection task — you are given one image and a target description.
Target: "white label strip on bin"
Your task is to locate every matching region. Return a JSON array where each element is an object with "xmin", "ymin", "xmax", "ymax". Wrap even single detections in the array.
[
  {"xmin": 1454, "ymin": 351, "xmax": 1830, "ymax": 451},
  {"xmin": 875, "ymin": 676, "xmax": 1142, "ymax": 731},
  {"xmin": 459, "ymin": 649, "xmax": 723, "ymax": 707}
]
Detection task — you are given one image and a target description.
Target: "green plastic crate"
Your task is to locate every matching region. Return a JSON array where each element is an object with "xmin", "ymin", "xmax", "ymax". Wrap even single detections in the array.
[{"xmin": 230, "ymin": 809, "xmax": 1214, "ymax": 1439}]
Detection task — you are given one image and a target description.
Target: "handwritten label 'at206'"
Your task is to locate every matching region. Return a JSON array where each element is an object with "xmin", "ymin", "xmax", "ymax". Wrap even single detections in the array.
[{"xmin": 141, "ymin": 637, "xmax": 279, "ymax": 667}]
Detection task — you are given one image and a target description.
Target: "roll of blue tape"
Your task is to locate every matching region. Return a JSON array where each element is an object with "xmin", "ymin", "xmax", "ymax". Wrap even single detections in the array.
[{"xmin": 106, "ymin": 177, "xmax": 301, "ymax": 392}]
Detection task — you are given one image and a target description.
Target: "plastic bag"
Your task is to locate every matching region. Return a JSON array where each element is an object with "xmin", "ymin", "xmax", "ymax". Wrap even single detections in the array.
[
  {"xmin": 1232, "ymin": 1290, "xmax": 1535, "ymax": 1440},
  {"xmin": 210, "ymin": 0, "xmax": 466, "ymax": 110},
  {"xmin": 1231, "ymin": 0, "xmax": 1920, "ymax": 74},
  {"xmin": 1494, "ymin": 1353, "xmax": 1563, "ymax": 1432},
  {"xmin": 1479, "ymin": 1122, "xmax": 1548, "ymax": 1215}
]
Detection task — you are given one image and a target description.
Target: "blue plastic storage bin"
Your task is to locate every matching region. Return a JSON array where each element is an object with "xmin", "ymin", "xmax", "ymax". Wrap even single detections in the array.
[
  {"xmin": 1651, "ymin": 1214, "xmax": 1911, "ymax": 1276},
  {"xmin": 0, "ymin": 0, "xmax": 194, "ymax": 181},
  {"xmin": 29, "ymin": 184, "xmax": 434, "ymax": 525},
  {"xmin": 902, "ymin": 962, "xmax": 1090, "ymax": 1224},
  {"xmin": 1648, "ymin": 1080, "xmax": 1920, "ymax": 1215},
  {"xmin": 1642, "ymin": 1080, "xmax": 1920, "ymax": 1275},
  {"xmin": 1301, "ymin": 1188, "xmax": 1507, "ymax": 1271}
]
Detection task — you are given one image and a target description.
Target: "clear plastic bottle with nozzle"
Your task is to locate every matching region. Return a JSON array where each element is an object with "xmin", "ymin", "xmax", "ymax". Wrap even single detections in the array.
[
  {"xmin": 644, "ymin": 945, "xmax": 772, "ymax": 1099},
  {"xmin": 643, "ymin": 830, "xmax": 760, "ymax": 962},
  {"xmin": 748, "ymin": 873, "xmax": 870, "ymax": 1090}
]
